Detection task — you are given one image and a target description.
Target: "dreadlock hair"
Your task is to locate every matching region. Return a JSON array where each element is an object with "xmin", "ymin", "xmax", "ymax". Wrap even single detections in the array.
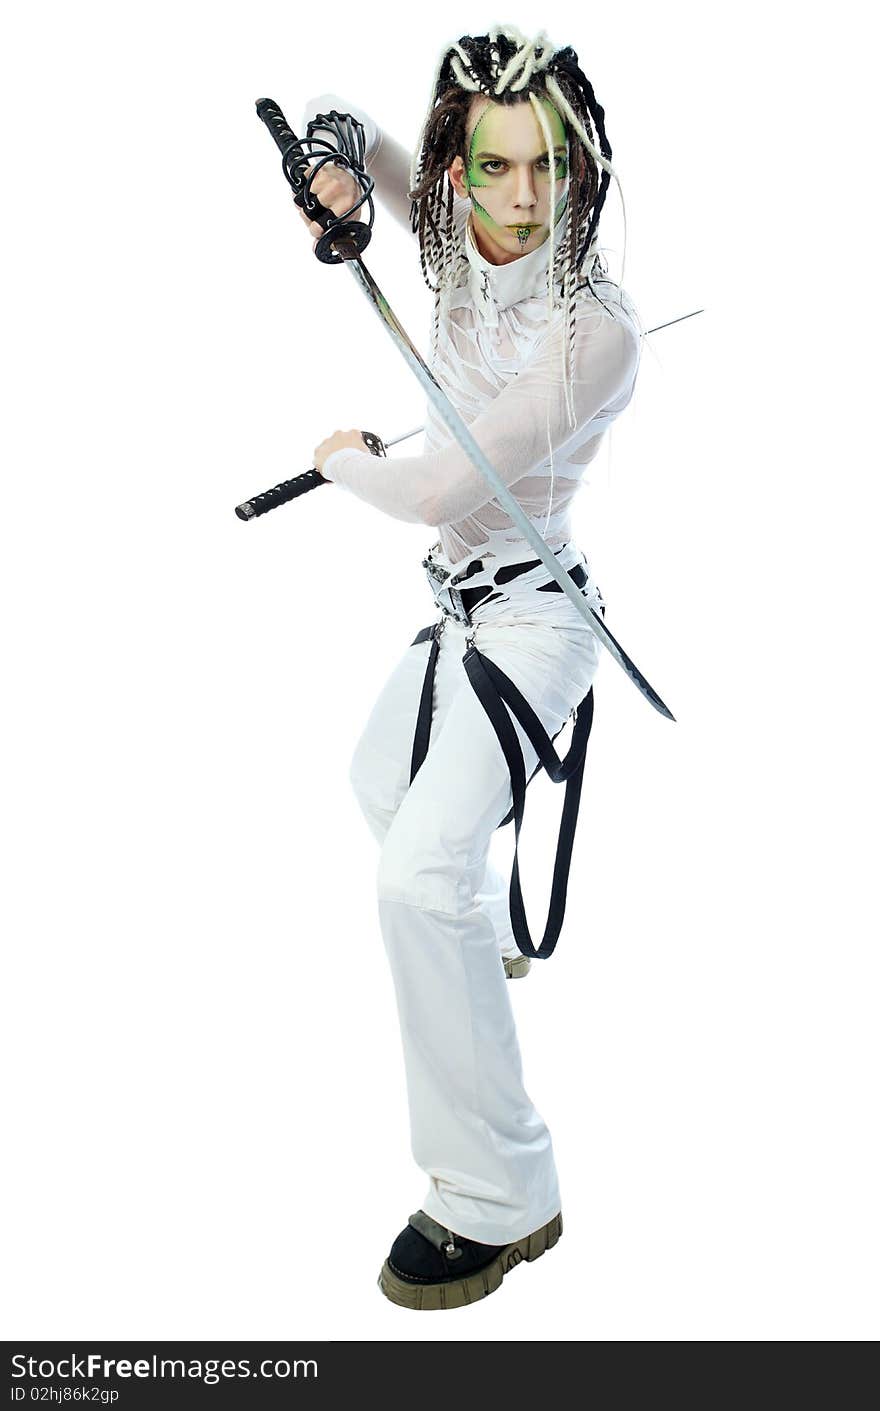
[{"xmin": 407, "ymin": 25, "xmax": 633, "ymax": 432}]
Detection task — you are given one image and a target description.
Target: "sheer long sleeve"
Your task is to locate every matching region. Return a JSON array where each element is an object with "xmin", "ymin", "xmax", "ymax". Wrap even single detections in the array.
[
  {"xmin": 322, "ymin": 307, "xmax": 641, "ymax": 527},
  {"xmin": 300, "ymin": 92, "xmax": 416, "ymax": 235}
]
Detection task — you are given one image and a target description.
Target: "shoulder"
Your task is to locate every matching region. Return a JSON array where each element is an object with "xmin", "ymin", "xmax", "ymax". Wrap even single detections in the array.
[
  {"xmin": 574, "ymin": 262, "xmax": 643, "ymax": 345},
  {"xmin": 534, "ymin": 281, "xmax": 642, "ymax": 372},
  {"xmin": 585, "ymin": 275, "xmax": 643, "ymax": 349}
]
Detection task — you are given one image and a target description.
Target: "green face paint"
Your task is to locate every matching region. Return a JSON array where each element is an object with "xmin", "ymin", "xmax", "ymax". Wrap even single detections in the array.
[{"xmin": 463, "ymin": 98, "xmax": 569, "ymax": 253}]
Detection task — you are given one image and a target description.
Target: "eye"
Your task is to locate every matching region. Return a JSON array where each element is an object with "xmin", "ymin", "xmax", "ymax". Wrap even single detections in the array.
[{"xmin": 478, "ymin": 156, "xmax": 567, "ymax": 175}]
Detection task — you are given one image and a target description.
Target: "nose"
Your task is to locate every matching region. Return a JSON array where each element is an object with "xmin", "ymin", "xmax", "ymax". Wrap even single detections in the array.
[{"xmin": 513, "ymin": 164, "xmax": 537, "ymax": 209}]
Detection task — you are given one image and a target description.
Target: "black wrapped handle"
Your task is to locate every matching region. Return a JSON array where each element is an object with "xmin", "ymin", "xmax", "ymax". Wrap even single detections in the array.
[
  {"xmin": 235, "ymin": 431, "xmax": 386, "ymax": 520},
  {"xmin": 255, "ymin": 96, "xmax": 374, "ymax": 264}
]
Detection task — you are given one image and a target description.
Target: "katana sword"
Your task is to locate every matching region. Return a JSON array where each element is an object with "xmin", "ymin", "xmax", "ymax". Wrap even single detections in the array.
[{"xmin": 255, "ymin": 97, "xmax": 677, "ymax": 721}]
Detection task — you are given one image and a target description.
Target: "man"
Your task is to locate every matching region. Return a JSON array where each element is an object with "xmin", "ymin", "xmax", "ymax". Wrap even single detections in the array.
[{"xmin": 298, "ymin": 24, "xmax": 641, "ymax": 1310}]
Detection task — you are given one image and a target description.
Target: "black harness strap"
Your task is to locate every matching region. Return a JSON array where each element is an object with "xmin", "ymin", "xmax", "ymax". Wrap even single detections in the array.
[
  {"xmin": 462, "ymin": 645, "xmax": 595, "ymax": 960},
  {"xmin": 409, "ymin": 622, "xmax": 442, "ymax": 785},
  {"xmin": 407, "ymin": 613, "xmax": 601, "ymax": 960}
]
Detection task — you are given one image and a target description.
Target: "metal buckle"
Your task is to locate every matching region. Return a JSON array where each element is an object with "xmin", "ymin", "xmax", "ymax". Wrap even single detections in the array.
[
  {"xmin": 446, "ymin": 584, "xmax": 472, "ymax": 626},
  {"xmin": 423, "ymin": 555, "xmax": 472, "ymax": 626},
  {"xmin": 422, "ymin": 555, "xmax": 448, "ymax": 588}
]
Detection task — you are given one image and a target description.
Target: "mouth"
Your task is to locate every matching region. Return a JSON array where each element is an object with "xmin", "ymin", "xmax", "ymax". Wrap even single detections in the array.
[{"xmin": 506, "ymin": 222, "xmax": 541, "ymax": 250}]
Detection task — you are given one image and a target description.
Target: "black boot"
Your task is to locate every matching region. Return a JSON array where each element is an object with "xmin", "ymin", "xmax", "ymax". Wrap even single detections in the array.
[{"xmin": 378, "ymin": 1208, "xmax": 563, "ymax": 1310}]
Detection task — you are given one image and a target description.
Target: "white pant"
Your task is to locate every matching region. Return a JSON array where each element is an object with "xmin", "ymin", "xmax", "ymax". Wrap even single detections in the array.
[{"xmin": 348, "ymin": 543, "xmax": 604, "ymax": 1245}]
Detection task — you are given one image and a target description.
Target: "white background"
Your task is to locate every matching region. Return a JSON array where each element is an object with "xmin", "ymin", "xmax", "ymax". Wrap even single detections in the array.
[{"xmin": 3, "ymin": 0, "xmax": 877, "ymax": 1342}]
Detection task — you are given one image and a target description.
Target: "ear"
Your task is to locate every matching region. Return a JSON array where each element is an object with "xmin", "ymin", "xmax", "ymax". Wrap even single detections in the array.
[{"xmin": 448, "ymin": 154, "xmax": 469, "ymax": 201}]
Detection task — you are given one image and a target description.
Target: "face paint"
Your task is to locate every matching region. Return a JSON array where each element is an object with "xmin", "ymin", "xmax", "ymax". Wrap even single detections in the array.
[{"xmin": 463, "ymin": 97, "xmax": 569, "ymax": 256}]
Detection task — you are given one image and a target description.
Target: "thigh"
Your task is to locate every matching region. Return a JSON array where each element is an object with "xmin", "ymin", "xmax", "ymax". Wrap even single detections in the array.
[
  {"xmin": 470, "ymin": 614, "xmax": 603, "ymax": 740},
  {"xmin": 377, "ymin": 617, "xmax": 602, "ymax": 913},
  {"xmin": 349, "ymin": 630, "xmax": 435, "ymax": 816}
]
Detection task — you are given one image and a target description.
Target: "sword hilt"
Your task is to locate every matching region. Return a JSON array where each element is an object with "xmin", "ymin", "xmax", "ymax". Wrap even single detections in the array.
[
  {"xmin": 235, "ymin": 430, "xmax": 386, "ymax": 520},
  {"xmin": 255, "ymin": 97, "xmax": 374, "ymax": 264}
]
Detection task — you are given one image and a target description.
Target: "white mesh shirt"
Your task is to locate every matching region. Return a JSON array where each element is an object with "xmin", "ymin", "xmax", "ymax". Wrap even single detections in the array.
[{"xmin": 300, "ymin": 93, "xmax": 642, "ymax": 570}]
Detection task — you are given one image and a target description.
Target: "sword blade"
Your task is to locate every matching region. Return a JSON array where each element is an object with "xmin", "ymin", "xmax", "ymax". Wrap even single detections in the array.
[
  {"xmin": 383, "ymin": 424, "xmax": 423, "ymax": 448},
  {"xmin": 644, "ymin": 307, "xmax": 704, "ymax": 336},
  {"xmin": 336, "ymin": 242, "xmax": 675, "ymax": 721}
]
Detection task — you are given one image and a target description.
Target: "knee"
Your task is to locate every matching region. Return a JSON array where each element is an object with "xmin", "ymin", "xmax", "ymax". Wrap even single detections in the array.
[
  {"xmin": 376, "ymin": 820, "xmax": 471, "ymax": 916},
  {"xmin": 344, "ymin": 731, "xmax": 401, "ymax": 847},
  {"xmin": 349, "ymin": 725, "xmax": 397, "ymax": 814},
  {"xmin": 348, "ymin": 734, "xmax": 372, "ymax": 813}
]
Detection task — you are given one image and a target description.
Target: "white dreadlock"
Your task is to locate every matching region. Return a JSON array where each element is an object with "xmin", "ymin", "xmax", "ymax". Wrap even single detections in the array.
[{"xmin": 410, "ymin": 24, "xmax": 630, "ymax": 538}]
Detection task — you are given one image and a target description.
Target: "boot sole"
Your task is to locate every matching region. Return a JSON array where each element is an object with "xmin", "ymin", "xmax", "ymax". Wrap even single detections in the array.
[{"xmin": 377, "ymin": 1210, "xmax": 562, "ymax": 1310}]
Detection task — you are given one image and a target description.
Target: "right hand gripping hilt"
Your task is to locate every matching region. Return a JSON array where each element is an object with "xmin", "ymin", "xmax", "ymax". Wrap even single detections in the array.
[{"xmin": 255, "ymin": 97, "xmax": 375, "ymax": 263}]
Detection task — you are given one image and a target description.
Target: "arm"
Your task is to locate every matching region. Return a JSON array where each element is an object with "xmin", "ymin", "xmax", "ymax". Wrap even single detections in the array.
[
  {"xmin": 301, "ymin": 92, "xmax": 416, "ymax": 235},
  {"xmin": 321, "ymin": 308, "xmax": 641, "ymax": 526}
]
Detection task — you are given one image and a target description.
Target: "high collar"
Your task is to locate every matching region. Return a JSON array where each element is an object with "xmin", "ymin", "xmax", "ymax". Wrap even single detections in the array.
[{"xmin": 464, "ymin": 203, "xmax": 568, "ymax": 322}]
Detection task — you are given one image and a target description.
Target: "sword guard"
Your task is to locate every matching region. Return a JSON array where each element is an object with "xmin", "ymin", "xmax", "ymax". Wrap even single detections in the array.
[
  {"xmin": 314, "ymin": 220, "xmax": 371, "ymax": 264},
  {"xmin": 361, "ymin": 430, "xmax": 387, "ymax": 458}
]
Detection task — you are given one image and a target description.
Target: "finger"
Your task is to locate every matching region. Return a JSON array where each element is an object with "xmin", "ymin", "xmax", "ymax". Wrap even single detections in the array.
[
  {"xmin": 309, "ymin": 170, "xmax": 356, "ymax": 214},
  {"xmin": 296, "ymin": 207, "xmax": 324, "ymax": 240},
  {"xmin": 298, "ymin": 164, "xmax": 333, "ymax": 213}
]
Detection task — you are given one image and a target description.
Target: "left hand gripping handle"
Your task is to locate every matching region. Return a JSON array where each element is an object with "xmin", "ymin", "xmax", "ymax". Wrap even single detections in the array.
[{"xmin": 235, "ymin": 431, "xmax": 386, "ymax": 521}]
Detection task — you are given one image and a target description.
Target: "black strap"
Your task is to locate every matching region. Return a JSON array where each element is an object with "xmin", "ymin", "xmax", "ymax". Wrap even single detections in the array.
[
  {"xmin": 409, "ymin": 622, "xmax": 442, "ymax": 784},
  {"xmin": 462, "ymin": 645, "xmax": 595, "ymax": 960},
  {"xmin": 407, "ymin": 614, "xmax": 600, "ymax": 960}
]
